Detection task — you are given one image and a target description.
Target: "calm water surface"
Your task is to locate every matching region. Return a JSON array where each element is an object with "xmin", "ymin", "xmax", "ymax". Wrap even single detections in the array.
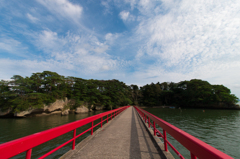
[
  {"xmin": 144, "ymin": 108, "xmax": 240, "ymax": 159},
  {"xmin": 0, "ymin": 111, "xmax": 106, "ymax": 158}
]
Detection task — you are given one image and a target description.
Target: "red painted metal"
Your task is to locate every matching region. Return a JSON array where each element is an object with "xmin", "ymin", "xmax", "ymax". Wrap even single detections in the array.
[
  {"xmin": 91, "ymin": 121, "xmax": 94, "ymax": 135},
  {"xmin": 163, "ymin": 130, "xmax": 168, "ymax": 151},
  {"xmin": 155, "ymin": 128, "xmax": 184, "ymax": 159},
  {"xmin": 191, "ymin": 153, "xmax": 197, "ymax": 159},
  {"xmin": 72, "ymin": 129, "xmax": 76, "ymax": 150},
  {"xmin": 134, "ymin": 106, "xmax": 233, "ymax": 159},
  {"xmin": 166, "ymin": 140, "xmax": 184, "ymax": 159},
  {"xmin": 25, "ymin": 149, "xmax": 32, "ymax": 159},
  {"xmin": 148, "ymin": 117, "xmax": 150, "ymax": 128},
  {"xmin": 153, "ymin": 121, "xmax": 156, "ymax": 136},
  {"xmin": 0, "ymin": 106, "xmax": 130, "ymax": 159}
]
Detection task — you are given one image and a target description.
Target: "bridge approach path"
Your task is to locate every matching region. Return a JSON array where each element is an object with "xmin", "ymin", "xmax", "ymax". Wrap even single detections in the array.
[{"xmin": 61, "ymin": 106, "xmax": 170, "ymax": 159}]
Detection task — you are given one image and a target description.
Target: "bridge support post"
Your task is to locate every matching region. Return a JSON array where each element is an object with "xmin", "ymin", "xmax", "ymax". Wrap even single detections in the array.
[
  {"xmin": 101, "ymin": 117, "xmax": 103, "ymax": 128},
  {"xmin": 25, "ymin": 149, "xmax": 32, "ymax": 159},
  {"xmin": 111, "ymin": 113, "xmax": 112, "ymax": 120},
  {"xmin": 163, "ymin": 130, "xmax": 168, "ymax": 151},
  {"xmin": 107, "ymin": 115, "xmax": 108, "ymax": 123},
  {"xmin": 91, "ymin": 121, "xmax": 94, "ymax": 135},
  {"xmin": 191, "ymin": 153, "xmax": 197, "ymax": 159},
  {"xmin": 153, "ymin": 121, "xmax": 156, "ymax": 136},
  {"xmin": 72, "ymin": 129, "xmax": 76, "ymax": 150},
  {"xmin": 148, "ymin": 117, "xmax": 150, "ymax": 128}
]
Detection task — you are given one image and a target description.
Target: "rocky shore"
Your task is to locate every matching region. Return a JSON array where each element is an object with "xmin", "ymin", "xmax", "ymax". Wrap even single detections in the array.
[{"xmin": 0, "ymin": 98, "xmax": 103, "ymax": 118}]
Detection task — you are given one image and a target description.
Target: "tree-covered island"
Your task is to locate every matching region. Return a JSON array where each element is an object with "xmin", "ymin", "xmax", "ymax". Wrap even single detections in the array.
[{"xmin": 0, "ymin": 71, "xmax": 239, "ymax": 117}]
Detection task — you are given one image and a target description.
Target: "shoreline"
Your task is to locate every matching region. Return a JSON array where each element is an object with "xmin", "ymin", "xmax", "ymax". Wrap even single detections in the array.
[{"xmin": 139, "ymin": 105, "xmax": 240, "ymax": 110}]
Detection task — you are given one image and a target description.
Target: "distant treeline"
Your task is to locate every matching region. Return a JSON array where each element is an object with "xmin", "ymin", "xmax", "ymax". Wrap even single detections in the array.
[{"xmin": 0, "ymin": 71, "xmax": 238, "ymax": 112}]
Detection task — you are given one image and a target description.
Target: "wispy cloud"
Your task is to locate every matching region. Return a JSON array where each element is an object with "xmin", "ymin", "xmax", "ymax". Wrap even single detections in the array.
[
  {"xmin": 101, "ymin": 0, "xmax": 113, "ymax": 14},
  {"xmin": 26, "ymin": 13, "xmax": 39, "ymax": 23},
  {"xmin": 36, "ymin": 0, "xmax": 83, "ymax": 23},
  {"xmin": 119, "ymin": 11, "xmax": 130, "ymax": 21},
  {"xmin": 119, "ymin": 10, "xmax": 135, "ymax": 21},
  {"xmin": 133, "ymin": 0, "xmax": 240, "ymax": 71},
  {"xmin": 0, "ymin": 37, "xmax": 29, "ymax": 58},
  {"xmin": 33, "ymin": 29, "xmax": 118, "ymax": 74}
]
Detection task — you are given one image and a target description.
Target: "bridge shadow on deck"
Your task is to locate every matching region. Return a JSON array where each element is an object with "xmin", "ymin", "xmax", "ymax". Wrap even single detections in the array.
[
  {"xmin": 130, "ymin": 108, "xmax": 141, "ymax": 158},
  {"xmin": 130, "ymin": 108, "xmax": 167, "ymax": 159}
]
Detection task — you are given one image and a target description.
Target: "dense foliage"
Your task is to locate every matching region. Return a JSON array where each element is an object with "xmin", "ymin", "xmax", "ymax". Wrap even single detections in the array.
[
  {"xmin": 0, "ymin": 71, "xmax": 238, "ymax": 112},
  {"xmin": 139, "ymin": 80, "xmax": 239, "ymax": 108}
]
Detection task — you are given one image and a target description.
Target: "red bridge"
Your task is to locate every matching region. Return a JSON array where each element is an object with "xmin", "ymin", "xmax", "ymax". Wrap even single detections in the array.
[{"xmin": 0, "ymin": 106, "xmax": 233, "ymax": 159}]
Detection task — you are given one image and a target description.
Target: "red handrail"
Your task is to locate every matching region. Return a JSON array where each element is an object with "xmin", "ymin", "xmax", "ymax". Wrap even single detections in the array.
[
  {"xmin": 0, "ymin": 106, "xmax": 130, "ymax": 159},
  {"xmin": 134, "ymin": 106, "xmax": 233, "ymax": 159}
]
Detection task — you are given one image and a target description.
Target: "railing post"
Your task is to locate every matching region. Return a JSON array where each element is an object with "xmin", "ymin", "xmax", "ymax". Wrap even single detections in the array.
[
  {"xmin": 111, "ymin": 113, "xmax": 112, "ymax": 120},
  {"xmin": 114, "ymin": 112, "xmax": 115, "ymax": 118},
  {"xmin": 163, "ymin": 130, "xmax": 168, "ymax": 151},
  {"xmin": 72, "ymin": 129, "xmax": 76, "ymax": 150},
  {"xmin": 153, "ymin": 121, "xmax": 156, "ymax": 136},
  {"xmin": 101, "ymin": 117, "xmax": 103, "ymax": 128},
  {"xmin": 148, "ymin": 117, "xmax": 150, "ymax": 128},
  {"xmin": 191, "ymin": 152, "xmax": 197, "ymax": 159},
  {"xmin": 25, "ymin": 149, "xmax": 32, "ymax": 159},
  {"xmin": 91, "ymin": 121, "xmax": 94, "ymax": 135},
  {"xmin": 107, "ymin": 115, "xmax": 108, "ymax": 123}
]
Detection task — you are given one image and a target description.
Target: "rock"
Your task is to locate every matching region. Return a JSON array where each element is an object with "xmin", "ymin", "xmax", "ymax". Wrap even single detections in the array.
[
  {"xmin": 44, "ymin": 98, "xmax": 68, "ymax": 112},
  {"xmin": 0, "ymin": 108, "xmax": 12, "ymax": 116},
  {"xmin": 14, "ymin": 108, "xmax": 44, "ymax": 117},
  {"xmin": 75, "ymin": 106, "xmax": 89, "ymax": 113},
  {"xmin": 89, "ymin": 109, "xmax": 93, "ymax": 112},
  {"xmin": 95, "ymin": 106, "xmax": 103, "ymax": 110},
  {"xmin": 50, "ymin": 111, "xmax": 62, "ymax": 115},
  {"xmin": 14, "ymin": 98, "xmax": 69, "ymax": 117},
  {"xmin": 14, "ymin": 110, "xmax": 29, "ymax": 117},
  {"xmin": 61, "ymin": 109, "xmax": 69, "ymax": 116}
]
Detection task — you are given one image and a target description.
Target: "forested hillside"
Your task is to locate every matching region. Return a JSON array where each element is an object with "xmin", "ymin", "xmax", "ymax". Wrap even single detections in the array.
[{"xmin": 0, "ymin": 71, "xmax": 238, "ymax": 113}]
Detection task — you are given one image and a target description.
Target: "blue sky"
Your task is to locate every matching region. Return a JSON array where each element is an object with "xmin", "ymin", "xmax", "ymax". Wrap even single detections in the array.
[{"xmin": 1, "ymin": 0, "xmax": 240, "ymax": 98}]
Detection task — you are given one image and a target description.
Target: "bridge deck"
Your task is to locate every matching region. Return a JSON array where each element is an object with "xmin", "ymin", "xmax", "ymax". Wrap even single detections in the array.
[{"xmin": 62, "ymin": 107, "xmax": 169, "ymax": 159}]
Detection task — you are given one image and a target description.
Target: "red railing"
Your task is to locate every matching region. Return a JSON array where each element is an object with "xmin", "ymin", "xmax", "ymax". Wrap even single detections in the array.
[
  {"xmin": 0, "ymin": 106, "xmax": 130, "ymax": 159},
  {"xmin": 134, "ymin": 106, "xmax": 233, "ymax": 159}
]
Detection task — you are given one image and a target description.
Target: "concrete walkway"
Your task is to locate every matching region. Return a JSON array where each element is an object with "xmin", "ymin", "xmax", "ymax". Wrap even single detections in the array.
[{"xmin": 64, "ymin": 107, "xmax": 167, "ymax": 159}]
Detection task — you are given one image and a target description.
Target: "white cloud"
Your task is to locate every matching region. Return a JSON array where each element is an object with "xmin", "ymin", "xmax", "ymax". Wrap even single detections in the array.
[
  {"xmin": 101, "ymin": 65, "xmax": 110, "ymax": 71},
  {"xmin": 26, "ymin": 13, "xmax": 39, "ymax": 23},
  {"xmin": 35, "ymin": 30, "xmax": 66, "ymax": 53},
  {"xmin": 119, "ymin": 11, "xmax": 130, "ymax": 21},
  {"xmin": 37, "ymin": 0, "xmax": 83, "ymax": 23},
  {"xmin": 123, "ymin": 0, "xmax": 137, "ymax": 10},
  {"xmin": 0, "ymin": 37, "xmax": 28, "ymax": 57},
  {"xmin": 101, "ymin": 0, "xmax": 112, "ymax": 14},
  {"xmin": 134, "ymin": 0, "xmax": 240, "ymax": 71},
  {"xmin": 119, "ymin": 10, "xmax": 135, "ymax": 21},
  {"xmin": 114, "ymin": 0, "xmax": 240, "ymax": 97},
  {"xmin": 33, "ymin": 29, "xmax": 117, "ymax": 74},
  {"xmin": 105, "ymin": 33, "xmax": 120, "ymax": 44}
]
